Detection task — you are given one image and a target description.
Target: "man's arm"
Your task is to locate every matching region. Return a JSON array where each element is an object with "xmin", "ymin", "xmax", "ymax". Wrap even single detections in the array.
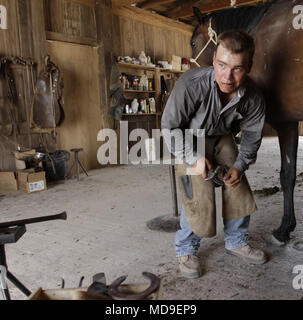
[
  {"xmin": 223, "ymin": 95, "xmax": 265, "ymax": 188},
  {"xmin": 161, "ymin": 77, "xmax": 203, "ymax": 167},
  {"xmin": 233, "ymin": 94, "xmax": 266, "ymax": 173}
]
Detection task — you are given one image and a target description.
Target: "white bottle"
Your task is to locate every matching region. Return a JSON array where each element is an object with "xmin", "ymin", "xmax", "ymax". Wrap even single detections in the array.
[
  {"xmin": 149, "ymin": 97, "xmax": 156, "ymax": 113},
  {"xmin": 131, "ymin": 98, "xmax": 139, "ymax": 113},
  {"xmin": 139, "ymin": 74, "xmax": 148, "ymax": 91}
]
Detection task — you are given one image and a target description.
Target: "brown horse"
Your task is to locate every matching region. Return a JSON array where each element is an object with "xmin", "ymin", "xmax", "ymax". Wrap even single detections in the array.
[{"xmin": 191, "ymin": 0, "xmax": 303, "ymax": 243}]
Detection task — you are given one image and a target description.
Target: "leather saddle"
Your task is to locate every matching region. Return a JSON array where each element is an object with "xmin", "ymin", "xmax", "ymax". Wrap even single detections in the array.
[{"xmin": 31, "ymin": 55, "xmax": 64, "ymax": 131}]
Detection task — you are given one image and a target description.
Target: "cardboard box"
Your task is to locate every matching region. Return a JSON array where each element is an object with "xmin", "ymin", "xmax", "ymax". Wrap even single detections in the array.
[
  {"xmin": 17, "ymin": 169, "xmax": 47, "ymax": 193},
  {"xmin": 29, "ymin": 280, "xmax": 163, "ymax": 300},
  {"xmin": 0, "ymin": 171, "xmax": 18, "ymax": 191},
  {"xmin": 171, "ymin": 55, "xmax": 182, "ymax": 71},
  {"xmin": 14, "ymin": 149, "xmax": 36, "ymax": 170}
]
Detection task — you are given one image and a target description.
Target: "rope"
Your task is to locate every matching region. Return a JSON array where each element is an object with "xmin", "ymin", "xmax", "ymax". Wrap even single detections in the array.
[{"xmin": 190, "ymin": 18, "xmax": 218, "ymax": 67}]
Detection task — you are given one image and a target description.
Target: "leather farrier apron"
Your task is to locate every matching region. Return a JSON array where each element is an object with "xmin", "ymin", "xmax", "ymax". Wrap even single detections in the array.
[{"xmin": 176, "ymin": 134, "xmax": 257, "ymax": 238}]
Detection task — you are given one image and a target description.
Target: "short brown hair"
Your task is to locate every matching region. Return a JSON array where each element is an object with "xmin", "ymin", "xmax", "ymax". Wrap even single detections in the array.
[{"xmin": 217, "ymin": 30, "xmax": 255, "ymax": 70}]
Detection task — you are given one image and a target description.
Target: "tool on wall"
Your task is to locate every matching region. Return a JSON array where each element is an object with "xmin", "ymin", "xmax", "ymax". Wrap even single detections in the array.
[{"xmin": 0, "ymin": 56, "xmax": 35, "ymax": 147}]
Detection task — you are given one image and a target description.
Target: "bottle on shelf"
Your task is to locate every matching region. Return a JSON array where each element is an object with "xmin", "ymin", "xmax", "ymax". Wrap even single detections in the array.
[
  {"xmin": 120, "ymin": 73, "xmax": 126, "ymax": 89},
  {"xmin": 146, "ymin": 101, "xmax": 150, "ymax": 114},
  {"xmin": 131, "ymin": 98, "xmax": 139, "ymax": 113},
  {"xmin": 125, "ymin": 77, "xmax": 130, "ymax": 89},
  {"xmin": 139, "ymin": 99, "xmax": 145, "ymax": 113},
  {"xmin": 139, "ymin": 74, "xmax": 148, "ymax": 91},
  {"xmin": 149, "ymin": 97, "xmax": 156, "ymax": 113}
]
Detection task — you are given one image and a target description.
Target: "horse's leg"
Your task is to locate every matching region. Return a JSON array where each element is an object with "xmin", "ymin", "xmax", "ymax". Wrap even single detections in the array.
[{"xmin": 273, "ymin": 122, "xmax": 298, "ymax": 243}]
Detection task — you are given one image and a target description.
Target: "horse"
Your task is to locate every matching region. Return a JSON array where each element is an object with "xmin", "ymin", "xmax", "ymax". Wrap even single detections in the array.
[{"xmin": 190, "ymin": 0, "xmax": 303, "ymax": 243}]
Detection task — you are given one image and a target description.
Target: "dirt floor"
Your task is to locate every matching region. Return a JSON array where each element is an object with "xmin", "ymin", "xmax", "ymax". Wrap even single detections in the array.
[{"xmin": 1, "ymin": 137, "xmax": 303, "ymax": 300}]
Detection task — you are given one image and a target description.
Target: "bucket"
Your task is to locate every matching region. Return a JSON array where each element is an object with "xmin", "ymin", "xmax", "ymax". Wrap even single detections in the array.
[{"xmin": 42, "ymin": 150, "xmax": 70, "ymax": 181}]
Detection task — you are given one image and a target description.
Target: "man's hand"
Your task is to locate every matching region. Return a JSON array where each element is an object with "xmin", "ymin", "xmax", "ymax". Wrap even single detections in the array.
[
  {"xmin": 223, "ymin": 167, "xmax": 242, "ymax": 188},
  {"xmin": 192, "ymin": 157, "xmax": 213, "ymax": 178}
]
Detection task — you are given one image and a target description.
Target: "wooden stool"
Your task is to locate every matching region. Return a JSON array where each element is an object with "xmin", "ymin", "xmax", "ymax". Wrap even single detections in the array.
[{"xmin": 66, "ymin": 148, "xmax": 88, "ymax": 181}]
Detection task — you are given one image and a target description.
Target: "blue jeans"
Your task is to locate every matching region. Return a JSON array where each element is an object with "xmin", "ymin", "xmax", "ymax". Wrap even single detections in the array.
[{"xmin": 175, "ymin": 205, "xmax": 250, "ymax": 257}]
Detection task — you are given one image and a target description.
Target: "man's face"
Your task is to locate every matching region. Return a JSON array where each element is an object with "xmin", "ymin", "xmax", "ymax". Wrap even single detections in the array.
[{"xmin": 213, "ymin": 44, "xmax": 250, "ymax": 96}]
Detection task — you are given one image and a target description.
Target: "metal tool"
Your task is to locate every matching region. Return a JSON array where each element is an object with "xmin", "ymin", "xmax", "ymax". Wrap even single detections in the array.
[
  {"xmin": 78, "ymin": 276, "xmax": 85, "ymax": 288},
  {"xmin": 0, "ymin": 212, "xmax": 67, "ymax": 300},
  {"xmin": 87, "ymin": 273, "xmax": 109, "ymax": 296},
  {"xmin": 0, "ymin": 265, "xmax": 9, "ymax": 299},
  {"xmin": 204, "ymin": 165, "xmax": 229, "ymax": 187},
  {"xmin": 0, "ymin": 212, "xmax": 67, "ymax": 229},
  {"xmin": 108, "ymin": 272, "xmax": 160, "ymax": 300},
  {"xmin": 61, "ymin": 275, "xmax": 85, "ymax": 289}
]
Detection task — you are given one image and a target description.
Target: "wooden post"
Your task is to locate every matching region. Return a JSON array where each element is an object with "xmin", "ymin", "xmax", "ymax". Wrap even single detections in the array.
[{"xmin": 95, "ymin": 0, "xmax": 115, "ymax": 131}]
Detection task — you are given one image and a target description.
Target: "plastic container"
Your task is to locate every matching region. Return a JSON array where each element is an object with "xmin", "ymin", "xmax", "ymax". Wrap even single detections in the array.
[
  {"xmin": 149, "ymin": 97, "xmax": 156, "ymax": 113},
  {"xmin": 131, "ymin": 98, "xmax": 139, "ymax": 113}
]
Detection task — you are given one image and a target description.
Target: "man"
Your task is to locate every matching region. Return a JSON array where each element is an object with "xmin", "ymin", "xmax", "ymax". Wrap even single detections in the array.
[{"xmin": 161, "ymin": 30, "xmax": 267, "ymax": 279}]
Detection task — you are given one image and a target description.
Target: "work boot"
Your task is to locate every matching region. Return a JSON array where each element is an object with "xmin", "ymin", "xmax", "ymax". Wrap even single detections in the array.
[
  {"xmin": 178, "ymin": 254, "xmax": 201, "ymax": 279},
  {"xmin": 226, "ymin": 244, "xmax": 267, "ymax": 264}
]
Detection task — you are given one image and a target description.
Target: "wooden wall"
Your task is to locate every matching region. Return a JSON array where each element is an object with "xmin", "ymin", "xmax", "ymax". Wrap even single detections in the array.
[
  {"xmin": 43, "ymin": 0, "xmax": 107, "ymax": 171},
  {"xmin": 2, "ymin": 0, "xmax": 301, "ymax": 172},
  {"xmin": 41, "ymin": 1, "xmax": 195, "ymax": 170},
  {"xmin": 44, "ymin": 0, "xmax": 97, "ymax": 45},
  {"xmin": 46, "ymin": 41, "xmax": 103, "ymax": 170},
  {"xmin": 111, "ymin": 7, "xmax": 193, "ymax": 63},
  {"xmin": 0, "ymin": 0, "xmax": 54, "ymax": 170}
]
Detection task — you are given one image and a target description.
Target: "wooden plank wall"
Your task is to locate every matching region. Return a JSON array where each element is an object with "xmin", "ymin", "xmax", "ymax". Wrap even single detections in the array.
[
  {"xmin": 0, "ymin": 0, "xmax": 54, "ymax": 171},
  {"xmin": 43, "ymin": 0, "xmax": 97, "ymax": 44},
  {"xmin": 46, "ymin": 41, "xmax": 103, "ymax": 170},
  {"xmin": 43, "ymin": 0, "xmax": 103, "ymax": 170},
  {"xmin": 111, "ymin": 13, "xmax": 193, "ymax": 63},
  {"xmin": 1, "ymin": 0, "xmax": 300, "ymax": 173}
]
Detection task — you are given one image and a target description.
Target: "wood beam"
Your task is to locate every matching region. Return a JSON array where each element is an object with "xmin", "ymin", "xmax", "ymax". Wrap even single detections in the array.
[
  {"xmin": 138, "ymin": 0, "xmax": 175, "ymax": 9},
  {"xmin": 168, "ymin": 0, "xmax": 268, "ymax": 19},
  {"xmin": 111, "ymin": 0, "xmax": 145, "ymax": 8},
  {"xmin": 65, "ymin": 0, "xmax": 96, "ymax": 8},
  {"xmin": 46, "ymin": 31, "xmax": 98, "ymax": 46},
  {"xmin": 112, "ymin": 6, "xmax": 194, "ymax": 35}
]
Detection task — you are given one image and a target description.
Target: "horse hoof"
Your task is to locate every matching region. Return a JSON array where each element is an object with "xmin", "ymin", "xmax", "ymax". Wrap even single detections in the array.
[
  {"xmin": 270, "ymin": 234, "xmax": 286, "ymax": 246},
  {"xmin": 272, "ymin": 229, "xmax": 290, "ymax": 244}
]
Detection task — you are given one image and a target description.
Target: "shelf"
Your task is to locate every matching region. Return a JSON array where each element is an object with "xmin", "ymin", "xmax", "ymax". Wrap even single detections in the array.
[
  {"xmin": 117, "ymin": 61, "xmax": 183, "ymax": 133},
  {"xmin": 122, "ymin": 113, "xmax": 160, "ymax": 116},
  {"xmin": 118, "ymin": 62, "xmax": 187, "ymax": 74},
  {"xmin": 160, "ymin": 69, "xmax": 186, "ymax": 74},
  {"xmin": 118, "ymin": 62, "xmax": 156, "ymax": 71},
  {"xmin": 124, "ymin": 89, "xmax": 155, "ymax": 93}
]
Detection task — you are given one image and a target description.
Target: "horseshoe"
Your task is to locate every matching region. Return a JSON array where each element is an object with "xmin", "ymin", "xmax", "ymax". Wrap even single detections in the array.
[
  {"xmin": 108, "ymin": 272, "xmax": 160, "ymax": 300},
  {"xmin": 205, "ymin": 165, "xmax": 229, "ymax": 187}
]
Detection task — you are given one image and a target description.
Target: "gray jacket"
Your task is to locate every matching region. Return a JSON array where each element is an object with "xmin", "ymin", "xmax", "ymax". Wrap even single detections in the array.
[{"xmin": 161, "ymin": 66, "xmax": 265, "ymax": 172}]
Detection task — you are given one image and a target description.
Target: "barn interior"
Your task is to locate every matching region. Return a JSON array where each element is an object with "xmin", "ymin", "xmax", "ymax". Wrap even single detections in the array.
[{"xmin": 0, "ymin": 0, "xmax": 303, "ymax": 301}]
